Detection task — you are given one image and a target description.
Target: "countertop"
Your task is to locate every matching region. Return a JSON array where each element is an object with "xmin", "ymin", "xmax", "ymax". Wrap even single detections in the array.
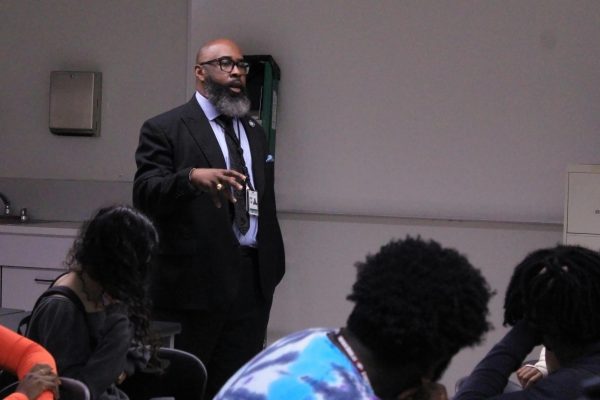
[{"xmin": 0, "ymin": 220, "xmax": 81, "ymax": 237}]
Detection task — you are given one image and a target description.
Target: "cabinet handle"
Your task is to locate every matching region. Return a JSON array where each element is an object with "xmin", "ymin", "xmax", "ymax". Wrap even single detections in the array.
[{"xmin": 34, "ymin": 278, "xmax": 55, "ymax": 284}]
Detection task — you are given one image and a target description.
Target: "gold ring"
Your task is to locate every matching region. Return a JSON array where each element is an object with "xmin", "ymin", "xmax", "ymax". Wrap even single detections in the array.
[{"xmin": 216, "ymin": 183, "xmax": 223, "ymax": 191}]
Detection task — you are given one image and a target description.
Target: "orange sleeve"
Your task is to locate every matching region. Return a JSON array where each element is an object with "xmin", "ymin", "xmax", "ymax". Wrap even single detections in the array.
[
  {"xmin": 0, "ymin": 325, "xmax": 56, "ymax": 400},
  {"xmin": 4, "ymin": 393, "xmax": 29, "ymax": 400}
]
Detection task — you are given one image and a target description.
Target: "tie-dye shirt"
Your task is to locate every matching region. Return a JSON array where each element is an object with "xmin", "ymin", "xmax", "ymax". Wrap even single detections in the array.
[{"xmin": 214, "ymin": 328, "xmax": 379, "ymax": 399}]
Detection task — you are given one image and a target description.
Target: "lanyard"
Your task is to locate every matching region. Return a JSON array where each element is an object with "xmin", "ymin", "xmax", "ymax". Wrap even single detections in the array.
[{"xmin": 328, "ymin": 330, "xmax": 372, "ymax": 387}]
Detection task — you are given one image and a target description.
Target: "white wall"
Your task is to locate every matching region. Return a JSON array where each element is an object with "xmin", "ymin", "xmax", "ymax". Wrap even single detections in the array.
[
  {"xmin": 0, "ymin": 0, "xmax": 188, "ymax": 182},
  {"xmin": 191, "ymin": 0, "xmax": 600, "ymax": 224}
]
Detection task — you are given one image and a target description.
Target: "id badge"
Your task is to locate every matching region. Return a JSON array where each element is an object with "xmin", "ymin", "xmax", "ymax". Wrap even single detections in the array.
[{"xmin": 246, "ymin": 189, "xmax": 259, "ymax": 216}]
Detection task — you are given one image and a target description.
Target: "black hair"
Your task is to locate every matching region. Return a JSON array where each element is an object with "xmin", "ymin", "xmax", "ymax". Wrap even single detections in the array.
[
  {"xmin": 504, "ymin": 245, "xmax": 600, "ymax": 357},
  {"xmin": 347, "ymin": 236, "xmax": 492, "ymax": 381},
  {"xmin": 67, "ymin": 204, "xmax": 159, "ymax": 349}
]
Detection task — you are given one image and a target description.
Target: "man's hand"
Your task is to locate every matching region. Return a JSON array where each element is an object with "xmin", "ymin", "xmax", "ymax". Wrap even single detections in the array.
[
  {"xmin": 189, "ymin": 168, "xmax": 246, "ymax": 208},
  {"xmin": 516, "ymin": 365, "xmax": 543, "ymax": 388},
  {"xmin": 15, "ymin": 364, "xmax": 60, "ymax": 400}
]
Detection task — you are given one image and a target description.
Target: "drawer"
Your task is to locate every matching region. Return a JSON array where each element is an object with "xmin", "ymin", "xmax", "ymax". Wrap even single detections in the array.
[
  {"xmin": 0, "ymin": 233, "xmax": 73, "ymax": 269},
  {"xmin": 566, "ymin": 172, "xmax": 600, "ymax": 234},
  {"xmin": 1, "ymin": 267, "xmax": 64, "ymax": 310},
  {"xmin": 564, "ymin": 233, "xmax": 600, "ymax": 251}
]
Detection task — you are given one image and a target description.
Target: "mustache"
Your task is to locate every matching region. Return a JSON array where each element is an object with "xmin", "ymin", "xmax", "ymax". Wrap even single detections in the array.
[
  {"xmin": 204, "ymin": 75, "xmax": 251, "ymax": 117},
  {"xmin": 228, "ymin": 79, "xmax": 244, "ymax": 88}
]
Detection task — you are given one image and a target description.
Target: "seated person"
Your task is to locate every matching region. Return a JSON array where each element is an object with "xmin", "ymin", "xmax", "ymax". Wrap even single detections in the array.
[
  {"xmin": 455, "ymin": 244, "xmax": 600, "ymax": 399},
  {"xmin": 0, "ymin": 324, "xmax": 58, "ymax": 400},
  {"xmin": 25, "ymin": 205, "xmax": 161, "ymax": 400},
  {"xmin": 215, "ymin": 236, "xmax": 493, "ymax": 400}
]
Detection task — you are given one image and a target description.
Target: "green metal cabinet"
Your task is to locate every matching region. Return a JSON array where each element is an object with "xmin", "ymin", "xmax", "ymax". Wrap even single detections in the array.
[{"xmin": 245, "ymin": 55, "xmax": 280, "ymax": 157}]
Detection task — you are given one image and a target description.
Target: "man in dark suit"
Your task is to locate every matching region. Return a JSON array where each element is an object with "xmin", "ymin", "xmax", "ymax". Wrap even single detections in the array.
[{"xmin": 133, "ymin": 38, "xmax": 285, "ymax": 398}]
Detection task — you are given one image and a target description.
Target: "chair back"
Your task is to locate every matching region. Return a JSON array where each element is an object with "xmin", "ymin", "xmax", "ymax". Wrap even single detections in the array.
[
  {"xmin": 0, "ymin": 380, "xmax": 18, "ymax": 399},
  {"xmin": 118, "ymin": 347, "xmax": 207, "ymax": 400},
  {"xmin": 0, "ymin": 375, "xmax": 89, "ymax": 400},
  {"xmin": 0, "ymin": 369, "xmax": 18, "ymax": 395},
  {"xmin": 60, "ymin": 376, "xmax": 91, "ymax": 400}
]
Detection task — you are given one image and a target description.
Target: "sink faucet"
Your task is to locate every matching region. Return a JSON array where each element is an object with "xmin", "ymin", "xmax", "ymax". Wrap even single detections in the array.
[{"xmin": 0, "ymin": 192, "xmax": 11, "ymax": 215}]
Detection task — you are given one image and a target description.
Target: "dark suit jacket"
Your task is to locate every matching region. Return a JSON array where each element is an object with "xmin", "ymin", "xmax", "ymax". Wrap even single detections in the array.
[{"xmin": 133, "ymin": 97, "xmax": 285, "ymax": 312}]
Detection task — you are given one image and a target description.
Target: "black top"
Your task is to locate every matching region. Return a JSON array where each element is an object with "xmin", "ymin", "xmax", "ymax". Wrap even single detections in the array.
[
  {"xmin": 26, "ymin": 289, "xmax": 133, "ymax": 400},
  {"xmin": 455, "ymin": 320, "xmax": 600, "ymax": 399}
]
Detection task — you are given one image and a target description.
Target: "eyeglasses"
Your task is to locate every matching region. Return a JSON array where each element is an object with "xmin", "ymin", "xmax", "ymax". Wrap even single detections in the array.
[{"xmin": 198, "ymin": 57, "xmax": 250, "ymax": 74}]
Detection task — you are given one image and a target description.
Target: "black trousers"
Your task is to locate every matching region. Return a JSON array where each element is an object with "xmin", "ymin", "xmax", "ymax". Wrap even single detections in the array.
[{"xmin": 153, "ymin": 249, "xmax": 272, "ymax": 399}]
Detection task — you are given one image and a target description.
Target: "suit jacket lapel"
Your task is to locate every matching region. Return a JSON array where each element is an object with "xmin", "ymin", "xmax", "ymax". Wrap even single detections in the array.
[
  {"xmin": 241, "ymin": 118, "xmax": 265, "ymax": 197},
  {"xmin": 181, "ymin": 97, "xmax": 227, "ymax": 169}
]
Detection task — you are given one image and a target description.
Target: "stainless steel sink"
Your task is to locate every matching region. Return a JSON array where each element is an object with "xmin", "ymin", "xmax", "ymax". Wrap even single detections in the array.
[
  {"xmin": 0, "ymin": 215, "xmax": 26, "ymax": 224},
  {"xmin": 0, "ymin": 218, "xmax": 81, "ymax": 233},
  {"xmin": 0, "ymin": 205, "xmax": 32, "ymax": 224},
  {"xmin": 0, "ymin": 215, "xmax": 46, "ymax": 225}
]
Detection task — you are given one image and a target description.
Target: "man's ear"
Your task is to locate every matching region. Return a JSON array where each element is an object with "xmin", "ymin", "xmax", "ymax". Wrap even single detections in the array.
[{"xmin": 194, "ymin": 64, "xmax": 205, "ymax": 83}]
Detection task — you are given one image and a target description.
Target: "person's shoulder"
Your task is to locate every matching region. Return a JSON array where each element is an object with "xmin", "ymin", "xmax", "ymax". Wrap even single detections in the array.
[
  {"xmin": 243, "ymin": 115, "xmax": 261, "ymax": 127},
  {"xmin": 265, "ymin": 328, "xmax": 333, "ymax": 351},
  {"xmin": 141, "ymin": 100, "xmax": 204, "ymax": 138},
  {"xmin": 243, "ymin": 116, "xmax": 266, "ymax": 136},
  {"xmin": 145, "ymin": 99, "xmax": 199, "ymax": 124},
  {"xmin": 35, "ymin": 290, "xmax": 82, "ymax": 316},
  {"xmin": 150, "ymin": 102, "xmax": 189, "ymax": 120},
  {"xmin": 27, "ymin": 289, "xmax": 87, "ymax": 338}
]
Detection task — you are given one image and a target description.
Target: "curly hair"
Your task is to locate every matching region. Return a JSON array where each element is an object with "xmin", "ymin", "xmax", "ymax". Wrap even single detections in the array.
[
  {"xmin": 504, "ymin": 245, "xmax": 600, "ymax": 353},
  {"xmin": 67, "ymin": 204, "xmax": 159, "ymax": 350},
  {"xmin": 346, "ymin": 236, "xmax": 492, "ymax": 379}
]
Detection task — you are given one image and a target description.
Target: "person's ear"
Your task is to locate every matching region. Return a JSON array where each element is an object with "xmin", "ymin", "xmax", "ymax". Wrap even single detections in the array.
[
  {"xmin": 194, "ymin": 64, "xmax": 205, "ymax": 83},
  {"xmin": 396, "ymin": 386, "xmax": 419, "ymax": 399},
  {"xmin": 396, "ymin": 382, "xmax": 449, "ymax": 400}
]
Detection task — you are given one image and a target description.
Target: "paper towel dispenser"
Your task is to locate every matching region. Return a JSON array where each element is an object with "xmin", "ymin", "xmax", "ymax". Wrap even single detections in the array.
[{"xmin": 49, "ymin": 71, "xmax": 102, "ymax": 136}]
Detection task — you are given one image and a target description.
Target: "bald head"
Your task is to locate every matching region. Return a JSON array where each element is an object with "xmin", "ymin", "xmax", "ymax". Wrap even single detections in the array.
[{"xmin": 195, "ymin": 38, "xmax": 243, "ymax": 66}]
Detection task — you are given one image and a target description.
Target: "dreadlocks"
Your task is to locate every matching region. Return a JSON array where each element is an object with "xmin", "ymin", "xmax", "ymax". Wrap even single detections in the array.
[{"xmin": 504, "ymin": 245, "xmax": 600, "ymax": 359}]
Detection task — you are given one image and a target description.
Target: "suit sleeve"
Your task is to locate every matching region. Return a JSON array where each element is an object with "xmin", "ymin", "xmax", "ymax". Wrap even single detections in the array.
[
  {"xmin": 133, "ymin": 118, "xmax": 199, "ymax": 218},
  {"xmin": 0, "ymin": 324, "xmax": 56, "ymax": 400}
]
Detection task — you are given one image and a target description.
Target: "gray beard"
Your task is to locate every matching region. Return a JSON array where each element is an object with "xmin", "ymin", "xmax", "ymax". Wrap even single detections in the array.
[{"xmin": 205, "ymin": 77, "xmax": 251, "ymax": 118}]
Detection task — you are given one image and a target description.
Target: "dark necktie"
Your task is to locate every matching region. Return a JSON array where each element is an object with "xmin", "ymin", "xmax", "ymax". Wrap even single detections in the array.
[{"xmin": 216, "ymin": 115, "xmax": 249, "ymax": 234}]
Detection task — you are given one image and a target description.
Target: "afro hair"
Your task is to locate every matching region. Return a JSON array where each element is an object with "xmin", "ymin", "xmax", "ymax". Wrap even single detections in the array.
[{"xmin": 347, "ymin": 236, "xmax": 492, "ymax": 376}]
